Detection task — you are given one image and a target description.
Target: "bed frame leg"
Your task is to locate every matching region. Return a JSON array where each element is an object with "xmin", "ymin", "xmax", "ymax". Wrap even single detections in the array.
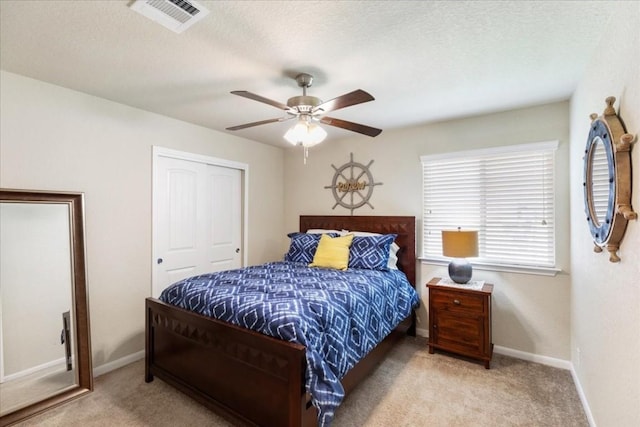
[
  {"xmin": 407, "ymin": 311, "xmax": 417, "ymax": 337},
  {"xmin": 145, "ymin": 303, "xmax": 154, "ymax": 383},
  {"xmin": 145, "ymin": 351, "xmax": 154, "ymax": 383}
]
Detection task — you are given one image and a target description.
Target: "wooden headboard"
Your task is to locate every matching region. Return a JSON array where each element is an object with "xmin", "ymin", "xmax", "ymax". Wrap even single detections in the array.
[{"xmin": 299, "ymin": 215, "xmax": 416, "ymax": 287}]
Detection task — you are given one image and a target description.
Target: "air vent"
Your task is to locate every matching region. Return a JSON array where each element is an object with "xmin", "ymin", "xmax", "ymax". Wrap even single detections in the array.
[{"xmin": 130, "ymin": 0, "xmax": 210, "ymax": 33}]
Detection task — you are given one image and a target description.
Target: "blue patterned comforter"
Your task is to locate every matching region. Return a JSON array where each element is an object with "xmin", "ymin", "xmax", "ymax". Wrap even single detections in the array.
[{"xmin": 160, "ymin": 261, "xmax": 419, "ymax": 426}]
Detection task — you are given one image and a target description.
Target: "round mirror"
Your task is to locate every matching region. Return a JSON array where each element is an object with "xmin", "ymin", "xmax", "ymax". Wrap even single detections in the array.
[
  {"xmin": 584, "ymin": 128, "xmax": 614, "ymax": 244},
  {"xmin": 588, "ymin": 139, "xmax": 610, "ymax": 225}
]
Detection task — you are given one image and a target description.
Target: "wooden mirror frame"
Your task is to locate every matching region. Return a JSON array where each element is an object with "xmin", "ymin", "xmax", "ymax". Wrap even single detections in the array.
[
  {"xmin": 583, "ymin": 97, "xmax": 637, "ymax": 262},
  {"xmin": 0, "ymin": 189, "xmax": 93, "ymax": 427}
]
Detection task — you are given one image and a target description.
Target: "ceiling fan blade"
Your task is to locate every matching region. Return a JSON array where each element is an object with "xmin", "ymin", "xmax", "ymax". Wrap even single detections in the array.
[
  {"xmin": 313, "ymin": 89, "xmax": 374, "ymax": 114},
  {"xmin": 226, "ymin": 117, "xmax": 289, "ymax": 131},
  {"xmin": 320, "ymin": 116, "xmax": 382, "ymax": 137},
  {"xmin": 231, "ymin": 90, "xmax": 289, "ymax": 110}
]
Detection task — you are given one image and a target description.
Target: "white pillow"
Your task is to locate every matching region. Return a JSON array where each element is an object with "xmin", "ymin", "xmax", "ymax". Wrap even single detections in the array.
[
  {"xmin": 344, "ymin": 230, "xmax": 400, "ymax": 270},
  {"xmin": 387, "ymin": 244, "xmax": 400, "ymax": 270},
  {"xmin": 306, "ymin": 228, "xmax": 344, "ymax": 235}
]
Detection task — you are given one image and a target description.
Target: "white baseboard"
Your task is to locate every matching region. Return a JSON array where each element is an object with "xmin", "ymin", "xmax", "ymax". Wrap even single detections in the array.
[
  {"xmin": 492, "ymin": 345, "xmax": 572, "ymax": 370},
  {"xmin": 93, "ymin": 350, "xmax": 144, "ymax": 378},
  {"xmin": 415, "ymin": 327, "xmax": 429, "ymax": 337},
  {"xmin": 570, "ymin": 366, "xmax": 597, "ymax": 427},
  {"xmin": 1, "ymin": 357, "xmax": 67, "ymax": 383},
  {"xmin": 416, "ymin": 329, "xmax": 571, "ymax": 369}
]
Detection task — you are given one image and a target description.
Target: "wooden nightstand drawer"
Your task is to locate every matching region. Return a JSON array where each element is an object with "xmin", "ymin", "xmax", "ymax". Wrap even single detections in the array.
[
  {"xmin": 430, "ymin": 290, "xmax": 484, "ymax": 315},
  {"xmin": 434, "ymin": 312, "xmax": 484, "ymax": 354}
]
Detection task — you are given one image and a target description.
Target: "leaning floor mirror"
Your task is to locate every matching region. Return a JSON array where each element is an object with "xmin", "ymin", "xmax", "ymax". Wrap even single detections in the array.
[{"xmin": 0, "ymin": 189, "xmax": 92, "ymax": 426}]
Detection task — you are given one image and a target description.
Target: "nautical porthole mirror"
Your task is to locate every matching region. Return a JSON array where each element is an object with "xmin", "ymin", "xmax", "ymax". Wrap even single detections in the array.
[{"xmin": 583, "ymin": 96, "xmax": 636, "ymax": 262}]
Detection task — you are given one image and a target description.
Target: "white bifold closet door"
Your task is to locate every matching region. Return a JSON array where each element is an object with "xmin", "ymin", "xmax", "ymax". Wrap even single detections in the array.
[{"xmin": 153, "ymin": 155, "xmax": 242, "ymax": 298}]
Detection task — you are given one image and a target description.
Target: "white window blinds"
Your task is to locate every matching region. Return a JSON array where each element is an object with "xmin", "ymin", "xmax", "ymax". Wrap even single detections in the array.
[{"xmin": 421, "ymin": 141, "xmax": 558, "ymax": 269}]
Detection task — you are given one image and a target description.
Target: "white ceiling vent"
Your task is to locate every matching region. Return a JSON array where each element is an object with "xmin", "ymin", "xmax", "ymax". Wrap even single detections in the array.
[{"xmin": 130, "ymin": 0, "xmax": 210, "ymax": 33}]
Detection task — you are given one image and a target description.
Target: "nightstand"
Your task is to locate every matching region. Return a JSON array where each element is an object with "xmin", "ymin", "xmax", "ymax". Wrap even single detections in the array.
[{"xmin": 427, "ymin": 277, "xmax": 494, "ymax": 369}]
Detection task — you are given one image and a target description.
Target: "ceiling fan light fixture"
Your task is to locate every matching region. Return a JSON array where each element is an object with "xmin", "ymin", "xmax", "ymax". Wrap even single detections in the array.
[
  {"xmin": 284, "ymin": 119, "xmax": 327, "ymax": 147},
  {"xmin": 227, "ymin": 73, "xmax": 382, "ymax": 149}
]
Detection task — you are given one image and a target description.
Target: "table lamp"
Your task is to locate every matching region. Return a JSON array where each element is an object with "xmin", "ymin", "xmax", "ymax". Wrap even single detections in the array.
[{"xmin": 442, "ymin": 228, "xmax": 478, "ymax": 284}]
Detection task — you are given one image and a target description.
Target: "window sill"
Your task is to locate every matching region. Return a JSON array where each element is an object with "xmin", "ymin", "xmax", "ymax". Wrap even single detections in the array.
[{"xmin": 419, "ymin": 257, "xmax": 562, "ymax": 277}]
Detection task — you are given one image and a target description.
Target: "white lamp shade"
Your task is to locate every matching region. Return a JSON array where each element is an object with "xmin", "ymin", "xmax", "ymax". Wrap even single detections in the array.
[
  {"xmin": 442, "ymin": 230, "xmax": 478, "ymax": 258},
  {"xmin": 284, "ymin": 120, "xmax": 327, "ymax": 147}
]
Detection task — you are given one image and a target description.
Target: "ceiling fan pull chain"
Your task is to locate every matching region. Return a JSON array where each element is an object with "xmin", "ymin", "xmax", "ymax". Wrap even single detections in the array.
[{"xmin": 304, "ymin": 146, "xmax": 309, "ymax": 165}]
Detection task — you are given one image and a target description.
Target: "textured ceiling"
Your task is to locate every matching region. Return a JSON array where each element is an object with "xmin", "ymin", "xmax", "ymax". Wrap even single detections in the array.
[{"xmin": 0, "ymin": 1, "xmax": 619, "ymax": 148}]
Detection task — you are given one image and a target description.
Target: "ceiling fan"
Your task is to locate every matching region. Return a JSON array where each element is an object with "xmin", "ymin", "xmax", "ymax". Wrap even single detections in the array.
[{"xmin": 226, "ymin": 73, "xmax": 383, "ymax": 142}]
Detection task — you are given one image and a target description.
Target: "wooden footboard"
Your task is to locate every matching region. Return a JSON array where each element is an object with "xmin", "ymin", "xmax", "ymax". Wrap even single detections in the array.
[
  {"xmin": 146, "ymin": 298, "xmax": 413, "ymax": 427},
  {"xmin": 145, "ymin": 297, "xmax": 316, "ymax": 427}
]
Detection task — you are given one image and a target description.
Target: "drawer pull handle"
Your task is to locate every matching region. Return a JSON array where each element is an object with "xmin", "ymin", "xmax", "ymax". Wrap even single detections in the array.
[{"xmin": 453, "ymin": 299, "xmax": 461, "ymax": 305}]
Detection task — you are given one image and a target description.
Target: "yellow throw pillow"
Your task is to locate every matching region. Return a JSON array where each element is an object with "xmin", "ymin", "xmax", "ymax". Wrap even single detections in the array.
[{"xmin": 309, "ymin": 233, "xmax": 354, "ymax": 270}]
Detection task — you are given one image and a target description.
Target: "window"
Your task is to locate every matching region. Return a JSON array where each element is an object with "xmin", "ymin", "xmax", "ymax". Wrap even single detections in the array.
[{"xmin": 421, "ymin": 141, "xmax": 558, "ymax": 273}]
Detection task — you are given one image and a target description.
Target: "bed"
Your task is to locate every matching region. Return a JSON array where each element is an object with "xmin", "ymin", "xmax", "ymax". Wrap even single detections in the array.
[{"xmin": 145, "ymin": 215, "xmax": 417, "ymax": 426}]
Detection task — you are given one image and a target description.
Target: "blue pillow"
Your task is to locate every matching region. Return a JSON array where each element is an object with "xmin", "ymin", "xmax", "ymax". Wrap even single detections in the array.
[
  {"xmin": 348, "ymin": 234, "xmax": 397, "ymax": 270},
  {"xmin": 284, "ymin": 232, "xmax": 338, "ymax": 263}
]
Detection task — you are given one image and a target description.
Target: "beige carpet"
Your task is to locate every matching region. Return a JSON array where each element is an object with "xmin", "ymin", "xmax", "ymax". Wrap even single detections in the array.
[{"xmin": 13, "ymin": 337, "xmax": 588, "ymax": 426}]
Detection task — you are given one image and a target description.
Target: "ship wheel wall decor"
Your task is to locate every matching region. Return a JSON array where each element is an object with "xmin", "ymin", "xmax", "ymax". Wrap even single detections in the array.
[{"xmin": 324, "ymin": 153, "xmax": 383, "ymax": 215}]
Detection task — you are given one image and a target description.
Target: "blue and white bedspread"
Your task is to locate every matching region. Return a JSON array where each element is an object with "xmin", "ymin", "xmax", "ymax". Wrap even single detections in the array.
[{"xmin": 160, "ymin": 261, "xmax": 419, "ymax": 426}]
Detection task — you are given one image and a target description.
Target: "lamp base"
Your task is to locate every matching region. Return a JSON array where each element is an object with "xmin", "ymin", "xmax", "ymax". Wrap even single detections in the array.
[{"xmin": 448, "ymin": 258, "xmax": 472, "ymax": 284}]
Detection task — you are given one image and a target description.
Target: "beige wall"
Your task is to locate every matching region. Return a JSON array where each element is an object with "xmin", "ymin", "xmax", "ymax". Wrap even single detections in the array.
[
  {"xmin": 0, "ymin": 71, "xmax": 286, "ymax": 368},
  {"xmin": 569, "ymin": 3, "xmax": 640, "ymax": 426},
  {"xmin": 284, "ymin": 100, "xmax": 572, "ymax": 361}
]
